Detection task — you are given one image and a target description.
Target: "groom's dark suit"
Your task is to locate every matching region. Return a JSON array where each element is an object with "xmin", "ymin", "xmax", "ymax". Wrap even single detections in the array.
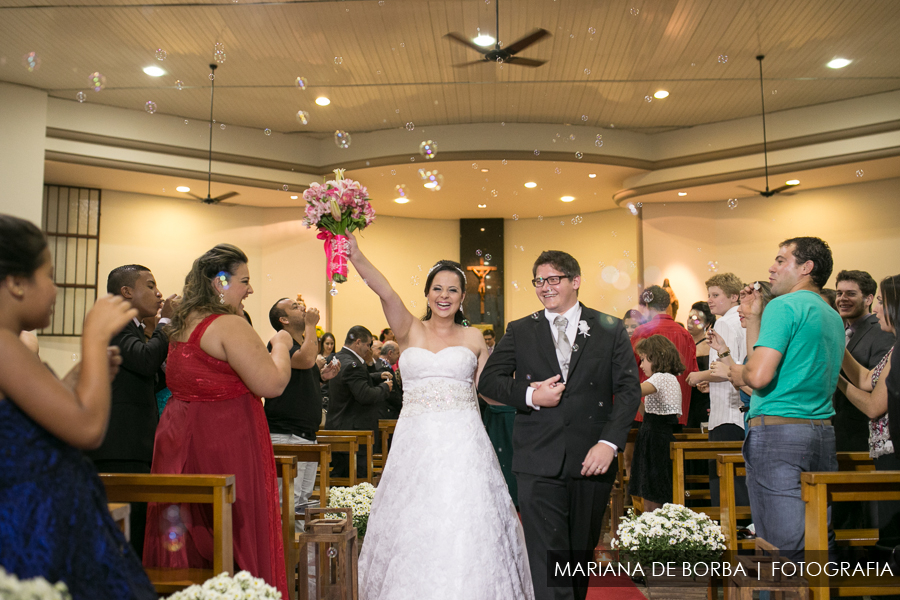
[{"xmin": 478, "ymin": 303, "xmax": 641, "ymax": 600}]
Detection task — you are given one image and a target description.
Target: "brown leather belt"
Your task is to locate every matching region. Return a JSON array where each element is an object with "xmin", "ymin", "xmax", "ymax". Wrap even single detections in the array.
[{"xmin": 748, "ymin": 416, "xmax": 832, "ymax": 427}]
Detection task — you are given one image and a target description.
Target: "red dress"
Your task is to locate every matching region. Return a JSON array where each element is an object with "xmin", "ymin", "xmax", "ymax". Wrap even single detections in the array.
[{"xmin": 143, "ymin": 314, "xmax": 287, "ymax": 597}]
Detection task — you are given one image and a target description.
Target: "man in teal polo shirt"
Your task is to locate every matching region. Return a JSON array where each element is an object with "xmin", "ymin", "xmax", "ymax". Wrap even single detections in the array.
[{"xmin": 740, "ymin": 237, "xmax": 844, "ymax": 563}]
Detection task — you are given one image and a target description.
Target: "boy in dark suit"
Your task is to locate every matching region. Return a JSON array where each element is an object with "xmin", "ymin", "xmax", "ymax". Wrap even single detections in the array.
[
  {"xmin": 87, "ymin": 265, "xmax": 175, "ymax": 558},
  {"xmin": 479, "ymin": 250, "xmax": 641, "ymax": 600}
]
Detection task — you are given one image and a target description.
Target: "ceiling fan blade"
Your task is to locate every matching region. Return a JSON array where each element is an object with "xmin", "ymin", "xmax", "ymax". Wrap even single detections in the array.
[
  {"xmin": 444, "ymin": 32, "xmax": 488, "ymax": 54},
  {"xmin": 504, "ymin": 28, "xmax": 551, "ymax": 55},
  {"xmin": 453, "ymin": 59, "xmax": 488, "ymax": 68},
  {"xmin": 768, "ymin": 184, "xmax": 797, "ymax": 195},
  {"xmin": 505, "ymin": 56, "xmax": 546, "ymax": 67},
  {"xmin": 737, "ymin": 185, "xmax": 764, "ymax": 194},
  {"xmin": 186, "ymin": 192, "xmax": 205, "ymax": 201},
  {"xmin": 213, "ymin": 191, "xmax": 239, "ymax": 202}
]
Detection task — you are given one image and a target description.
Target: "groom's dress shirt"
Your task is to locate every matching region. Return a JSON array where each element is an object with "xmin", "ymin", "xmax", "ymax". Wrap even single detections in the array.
[{"xmin": 524, "ymin": 303, "xmax": 617, "ymax": 454}]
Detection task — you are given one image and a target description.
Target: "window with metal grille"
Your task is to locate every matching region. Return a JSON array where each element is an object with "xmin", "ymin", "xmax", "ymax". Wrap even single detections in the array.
[{"xmin": 40, "ymin": 185, "xmax": 101, "ymax": 336}]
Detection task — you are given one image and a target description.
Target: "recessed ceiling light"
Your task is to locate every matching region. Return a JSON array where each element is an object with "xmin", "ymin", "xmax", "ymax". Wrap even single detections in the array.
[
  {"xmin": 826, "ymin": 58, "xmax": 852, "ymax": 69},
  {"xmin": 315, "ymin": 96, "xmax": 331, "ymax": 106},
  {"xmin": 524, "ymin": 182, "xmax": 537, "ymax": 188},
  {"xmin": 473, "ymin": 34, "xmax": 496, "ymax": 47},
  {"xmin": 394, "ymin": 197, "xmax": 409, "ymax": 204},
  {"xmin": 653, "ymin": 90, "xmax": 669, "ymax": 99},
  {"xmin": 561, "ymin": 196, "xmax": 575, "ymax": 202},
  {"xmin": 423, "ymin": 182, "xmax": 437, "ymax": 189},
  {"xmin": 176, "ymin": 186, "xmax": 190, "ymax": 192},
  {"xmin": 478, "ymin": 204, "xmax": 487, "ymax": 208},
  {"xmin": 678, "ymin": 192, "xmax": 687, "ymax": 196},
  {"xmin": 481, "ymin": 168, "xmax": 489, "ymax": 173},
  {"xmin": 143, "ymin": 66, "xmax": 166, "ymax": 77},
  {"xmin": 480, "ymin": 228, "xmax": 485, "ymax": 232},
  {"xmin": 290, "ymin": 195, "xmax": 298, "ymax": 199},
  {"xmin": 786, "ymin": 179, "xmax": 800, "ymax": 186},
  {"xmin": 588, "ymin": 174, "xmax": 597, "ymax": 178}
]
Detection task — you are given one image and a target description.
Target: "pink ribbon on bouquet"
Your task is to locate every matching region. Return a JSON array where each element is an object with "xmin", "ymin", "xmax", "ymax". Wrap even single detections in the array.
[{"xmin": 318, "ymin": 230, "xmax": 350, "ymax": 283}]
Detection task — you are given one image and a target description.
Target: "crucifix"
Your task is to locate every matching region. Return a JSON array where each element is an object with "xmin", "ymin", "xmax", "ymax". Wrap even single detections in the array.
[{"xmin": 466, "ymin": 257, "xmax": 497, "ymax": 319}]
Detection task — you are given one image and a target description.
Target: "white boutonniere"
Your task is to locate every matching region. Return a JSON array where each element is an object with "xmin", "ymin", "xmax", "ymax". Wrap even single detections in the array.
[{"xmin": 578, "ymin": 320, "xmax": 591, "ymax": 337}]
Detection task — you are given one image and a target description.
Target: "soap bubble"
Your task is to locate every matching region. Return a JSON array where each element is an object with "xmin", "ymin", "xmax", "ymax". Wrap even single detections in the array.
[
  {"xmin": 641, "ymin": 290, "xmax": 653, "ymax": 303},
  {"xmin": 334, "ymin": 56, "xmax": 343, "ymax": 65},
  {"xmin": 630, "ymin": 7, "xmax": 640, "ymax": 15},
  {"xmin": 534, "ymin": 150, "xmax": 540, "ymax": 156},
  {"xmin": 419, "ymin": 140, "xmax": 437, "ymax": 159},
  {"xmin": 501, "ymin": 159, "xmax": 508, "ymax": 165},
  {"xmin": 295, "ymin": 77, "xmax": 308, "ymax": 89},
  {"xmin": 572, "ymin": 215, "xmax": 583, "ymax": 225},
  {"xmin": 327, "ymin": 547, "xmax": 338, "ymax": 558},
  {"xmin": 512, "ymin": 281, "xmax": 520, "ymax": 290},
  {"xmin": 395, "ymin": 184, "xmax": 407, "ymax": 198},
  {"xmin": 584, "ymin": 68, "xmax": 591, "ymax": 75},
  {"xmin": 155, "ymin": 48, "xmax": 167, "ymax": 60},
  {"xmin": 72, "ymin": 353, "xmax": 79, "ymax": 362},
  {"xmin": 555, "ymin": 167, "xmax": 561, "ymax": 174},
  {"xmin": 644, "ymin": 95, "xmax": 652, "ymax": 103},
  {"xmin": 296, "ymin": 110, "xmax": 309, "ymax": 125},
  {"xmin": 512, "ymin": 214, "xmax": 518, "ymax": 220},
  {"xmin": 411, "ymin": 275, "xmax": 420, "ymax": 286},
  {"xmin": 588, "ymin": 27, "xmax": 596, "ymax": 34},
  {"xmin": 214, "ymin": 49, "xmax": 226, "ymax": 64},
  {"xmin": 581, "ymin": 115, "xmax": 588, "ymax": 121},
  {"xmin": 718, "ymin": 54, "xmax": 728, "ymax": 64},
  {"xmin": 727, "ymin": 198, "xmax": 738, "ymax": 209},
  {"xmin": 476, "ymin": 249, "xmax": 482, "ymax": 256},
  {"xmin": 708, "ymin": 261, "xmax": 719, "ymax": 272},
  {"xmin": 264, "ymin": 128, "xmax": 272, "ymax": 136},
  {"xmin": 856, "ymin": 169, "xmax": 864, "ymax": 177},
  {"xmin": 76, "ymin": 91, "xmax": 86, "ymax": 103},
  {"xmin": 89, "ymin": 72, "xmax": 106, "ymax": 92},
  {"xmin": 490, "ymin": 189, "xmax": 498, "ymax": 197},
  {"xmin": 595, "ymin": 135, "xmax": 604, "ymax": 148},
  {"xmin": 283, "ymin": 185, "xmax": 289, "ymax": 191},
  {"xmin": 471, "ymin": 163, "xmax": 479, "ymax": 169},
  {"xmin": 208, "ymin": 73, "xmax": 215, "ymax": 80},
  {"xmin": 219, "ymin": 123, "xmax": 225, "ymax": 130},
  {"xmin": 23, "ymin": 52, "xmax": 40, "ymax": 72},
  {"xmin": 406, "ymin": 122, "xmax": 415, "ymax": 131},
  {"xmin": 330, "ymin": 283, "xmax": 338, "ymax": 296},
  {"xmin": 145, "ymin": 101, "xmax": 157, "ymax": 114},
  {"xmin": 538, "ymin": 215, "xmax": 543, "ymax": 221},
  {"xmin": 485, "ymin": 254, "xmax": 492, "ymax": 261},
  {"xmin": 576, "ymin": 151, "xmax": 583, "ymax": 159},
  {"xmin": 175, "ymin": 79, "xmax": 184, "ymax": 90}
]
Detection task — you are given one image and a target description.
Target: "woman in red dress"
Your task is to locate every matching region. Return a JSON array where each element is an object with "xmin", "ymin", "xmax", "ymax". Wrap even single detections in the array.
[{"xmin": 143, "ymin": 244, "xmax": 292, "ymax": 597}]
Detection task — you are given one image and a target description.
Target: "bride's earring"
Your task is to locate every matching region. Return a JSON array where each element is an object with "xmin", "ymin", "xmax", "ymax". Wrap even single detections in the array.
[{"xmin": 219, "ymin": 292, "xmax": 225, "ymax": 305}]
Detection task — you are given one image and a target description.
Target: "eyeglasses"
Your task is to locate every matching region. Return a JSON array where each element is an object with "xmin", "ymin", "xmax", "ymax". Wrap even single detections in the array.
[{"xmin": 531, "ymin": 275, "xmax": 570, "ymax": 288}]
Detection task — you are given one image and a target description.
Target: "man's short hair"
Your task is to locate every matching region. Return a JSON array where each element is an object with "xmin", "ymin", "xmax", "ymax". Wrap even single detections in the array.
[
  {"xmin": 382, "ymin": 341, "xmax": 399, "ymax": 355},
  {"xmin": 639, "ymin": 285, "xmax": 670, "ymax": 313},
  {"xmin": 779, "ymin": 237, "xmax": 834, "ymax": 290},
  {"xmin": 483, "ymin": 328, "xmax": 495, "ymax": 337},
  {"xmin": 107, "ymin": 264, "xmax": 150, "ymax": 295},
  {"xmin": 835, "ymin": 270, "xmax": 877, "ymax": 298},
  {"xmin": 345, "ymin": 325, "xmax": 373, "ymax": 345},
  {"xmin": 269, "ymin": 297, "xmax": 290, "ymax": 331},
  {"xmin": 704, "ymin": 272, "xmax": 743, "ymax": 298},
  {"xmin": 532, "ymin": 250, "xmax": 581, "ymax": 279}
]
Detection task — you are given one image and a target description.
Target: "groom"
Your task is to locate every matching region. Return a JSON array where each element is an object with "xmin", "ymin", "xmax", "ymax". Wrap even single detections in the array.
[{"xmin": 478, "ymin": 250, "xmax": 641, "ymax": 600}]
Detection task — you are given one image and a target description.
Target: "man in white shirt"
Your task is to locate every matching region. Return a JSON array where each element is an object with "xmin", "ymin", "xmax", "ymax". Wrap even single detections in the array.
[{"xmin": 687, "ymin": 272, "xmax": 748, "ymax": 506}]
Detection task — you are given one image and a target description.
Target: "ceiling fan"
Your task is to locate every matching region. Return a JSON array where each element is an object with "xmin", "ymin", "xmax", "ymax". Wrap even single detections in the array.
[
  {"xmin": 738, "ymin": 55, "xmax": 799, "ymax": 198},
  {"xmin": 444, "ymin": 0, "xmax": 550, "ymax": 68},
  {"xmin": 186, "ymin": 63, "xmax": 240, "ymax": 205}
]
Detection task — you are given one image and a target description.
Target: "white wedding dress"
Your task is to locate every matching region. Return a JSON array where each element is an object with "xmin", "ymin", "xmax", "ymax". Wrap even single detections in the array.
[{"xmin": 358, "ymin": 346, "xmax": 534, "ymax": 600}]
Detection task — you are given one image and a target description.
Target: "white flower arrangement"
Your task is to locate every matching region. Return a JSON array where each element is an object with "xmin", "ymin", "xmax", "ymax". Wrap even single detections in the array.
[
  {"xmin": 0, "ymin": 567, "xmax": 71, "ymax": 600},
  {"xmin": 327, "ymin": 482, "xmax": 376, "ymax": 538},
  {"xmin": 577, "ymin": 320, "xmax": 591, "ymax": 337},
  {"xmin": 165, "ymin": 571, "xmax": 281, "ymax": 600},
  {"xmin": 611, "ymin": 504, "xmax": 725, "ymax": 567}
]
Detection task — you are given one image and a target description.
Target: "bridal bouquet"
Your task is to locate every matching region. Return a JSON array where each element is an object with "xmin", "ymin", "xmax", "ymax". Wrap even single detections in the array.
[
  {"xmin": 165, "ymin": 571, "xmax": 280, "ymax": 600},
  {"xmin": 302, "ymin": 169, "xmax": 375, "ymax": 283},
  {"xmin": 611, "ymin": 504, "xmax": 725, "ymax": 568},
  {"xmin": 0, "ymin": 567, "xmax": 71, "ymax": 600},
  {"xmin": 328, "ymin": 482, "xmax": 376, "ymax": 539}
]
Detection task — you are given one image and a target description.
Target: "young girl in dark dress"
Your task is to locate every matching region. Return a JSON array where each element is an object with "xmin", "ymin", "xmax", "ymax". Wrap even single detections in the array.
[
  {"xmin": 629, "ymin": 334, "xmax": 685, "ymax": 512},
  {"xmin": 0, "ymin": 214, "xmax": 156, "ymax": 600}
]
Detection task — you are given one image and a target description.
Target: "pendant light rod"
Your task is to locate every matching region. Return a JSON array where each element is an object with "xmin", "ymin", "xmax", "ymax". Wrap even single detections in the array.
[
  {"xmin": 756, "ymin": 54, "xmax": 769, "ymax": 193},
  {"xmin": 207, "ymin": 63, "xmax": 217, "ymax": 199}
]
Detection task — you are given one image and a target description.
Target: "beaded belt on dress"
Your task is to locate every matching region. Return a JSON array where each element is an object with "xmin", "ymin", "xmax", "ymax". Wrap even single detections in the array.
[{"xmin": 401, "ymin": 379, "xmax": 477, "ymax": 418}]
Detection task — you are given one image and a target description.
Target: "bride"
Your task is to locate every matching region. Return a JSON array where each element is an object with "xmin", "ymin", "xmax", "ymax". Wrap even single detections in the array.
[{"xmin": 347, "ymin": 234, "xmax": 534, "ymax": 600}]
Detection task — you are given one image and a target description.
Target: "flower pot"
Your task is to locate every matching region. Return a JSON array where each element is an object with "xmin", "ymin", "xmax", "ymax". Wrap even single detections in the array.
[{"xmin": 645, "ymin": 574, "xmax": 711, "ymax": 600}]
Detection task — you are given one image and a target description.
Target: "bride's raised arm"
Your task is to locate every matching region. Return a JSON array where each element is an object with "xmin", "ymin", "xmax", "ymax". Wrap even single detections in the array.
[{"xmin": 346, "ymin": 232, "xmax": 417, "ymax": 343}]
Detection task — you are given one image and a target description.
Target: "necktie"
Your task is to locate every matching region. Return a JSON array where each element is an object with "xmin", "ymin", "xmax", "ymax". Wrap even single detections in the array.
[
  {"xmin": 554, "ymin": 315, "xmax": 572, "ymax": 378},
  {"xmin": 845, "ymin": 326, "xmax": 852, "ymax": 348}
]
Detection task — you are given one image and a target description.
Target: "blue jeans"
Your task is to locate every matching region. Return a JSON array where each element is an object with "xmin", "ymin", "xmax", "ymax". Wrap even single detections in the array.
[
  {"xmin": 743, "ymin": 418, "xmax": 837, "ymax": 563},
  {"xmin": 270, "ymin": 433, "xmax": 318, "ymax": 533}
]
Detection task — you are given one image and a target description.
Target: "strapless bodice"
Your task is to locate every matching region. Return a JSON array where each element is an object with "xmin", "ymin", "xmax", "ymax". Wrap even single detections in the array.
[{"xmin": 398, "ymin": 346, "xmax": 478, "ymax": 417}]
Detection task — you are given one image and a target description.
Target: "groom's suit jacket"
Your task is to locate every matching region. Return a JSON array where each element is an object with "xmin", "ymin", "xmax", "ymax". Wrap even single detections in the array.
[{"xmin": 478, "ymin": 304, "xmax": 641, "ymax": 483}]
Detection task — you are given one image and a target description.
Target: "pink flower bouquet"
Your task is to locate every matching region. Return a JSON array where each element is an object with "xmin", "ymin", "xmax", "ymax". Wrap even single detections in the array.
[{"xmin": 302, "ymin": 169, "xmax": 376, "ymax": 283}]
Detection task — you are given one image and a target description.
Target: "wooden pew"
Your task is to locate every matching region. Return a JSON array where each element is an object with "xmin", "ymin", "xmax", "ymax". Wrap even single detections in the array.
[
  {"xmin": 274, "ymin": 455, "xmax": 299, "ymax": 600},
  {"xmin": 100, "ymin": 473, "xmax": 235, "ymax": 594},
  {"xmin": 802, "ymin": 470, "xmax": 900, "ymax": 600},
  {"xmin": 314, "ymin": 435, "xmax": 359, "ymax": 488},
  {"xmin": 376, "ymin": 419, "xmax": 398, "ymax": 473},
  {"xmin": 318, "ymin": 430, "xmax": 375, "ymax": 483},
  {"xmin": 108, "ymin": 502, "xmax": 131, "ymax": 541},
  {"xmin": 272, "ymin": 443, "xmax": 331, "ymax": 509},
  {"xmin": 671, "ymin": 440, "xmax": 745, "ymax": 519}
]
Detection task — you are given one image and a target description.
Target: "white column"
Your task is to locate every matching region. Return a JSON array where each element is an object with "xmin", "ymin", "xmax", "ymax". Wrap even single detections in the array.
[{"xmin": 0, "ymin": 82, "xmax": 47, "ymax": 224}]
